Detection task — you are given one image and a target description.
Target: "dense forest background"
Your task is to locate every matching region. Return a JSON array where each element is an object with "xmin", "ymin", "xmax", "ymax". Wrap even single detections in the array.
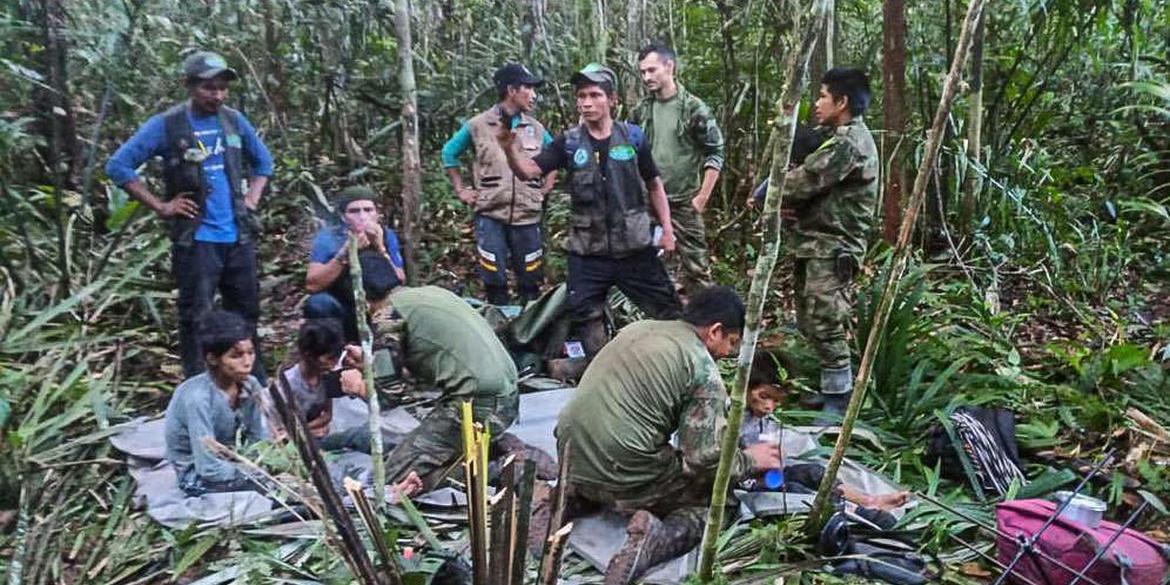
[{"xmin": 1, "ymin": 0, "xmax": 1169, "ymax": 583}]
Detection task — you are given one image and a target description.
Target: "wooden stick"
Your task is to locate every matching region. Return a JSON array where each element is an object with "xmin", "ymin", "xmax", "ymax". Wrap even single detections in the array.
[
  {"xmin": 509, "ymin": 459, "xmax": 537, "ymax": 585},
  {"xmin": 489, "ymin": 457, "xmax": 517, "ymax": 585},
  {"xmin": 696, "ymin": 0, "xmax": 832, "ymax": 580},
  {"xmin": 537, "ymin": 442, "xmax": 572, "ymax": 583},
  {"xmin": 539, "ymin": 523, "xmax": 574, "ymax": 585},
  {"xmin": 805, "ymin": 0, "xmax": 988, "ymax": 536},
  {"xmin": 343, "ymin": 477, "xmax": 396, "ymax": 577},
  {"xmin": 462, "ymin": 402, "xmax": 490, "ymax": 585}
]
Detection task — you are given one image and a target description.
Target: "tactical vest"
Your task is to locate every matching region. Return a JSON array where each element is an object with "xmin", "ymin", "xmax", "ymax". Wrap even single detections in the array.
[
  {"xmin": 563, "ymin": 122, "xmax": 652, "ymax": 257},
  {"xmin": 466, "ymin": 108, "xmax": 546, "ymax": 225},
  {"xmin": 161, "ymin": 102, "xmax": 255, "ymax": 246}
]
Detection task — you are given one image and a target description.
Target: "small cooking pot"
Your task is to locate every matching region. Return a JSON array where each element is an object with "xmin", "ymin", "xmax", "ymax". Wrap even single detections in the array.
[{"xmin": 1052, "ymin": 491, "xmax": 1107, "ymax": 528}]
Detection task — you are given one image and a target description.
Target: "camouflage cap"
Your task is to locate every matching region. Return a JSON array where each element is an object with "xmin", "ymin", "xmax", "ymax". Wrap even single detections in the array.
[
  {"xmin": 570, "ymin": 63, "xmax": 617, "ymax": 91},
  {"xmin": 182, "ymin": 51, "xmax": 239, "ymax": 81}
]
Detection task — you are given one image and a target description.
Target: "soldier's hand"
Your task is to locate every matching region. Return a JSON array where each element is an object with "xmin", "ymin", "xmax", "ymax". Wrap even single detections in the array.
[
  {"xmin": 158, "ymin": 195, "xmax": 199, "ymax": 219},
  {"xmin": 339, "ymin": 368, "xmax": 367, "ymax": 399},
  {"xmin": 342, "ymin": 344, "xmax": 364, "ymax": 368},
  {"xmin": 457, "ymin": 187, "xmax": 478, "ymax": 205},
  {"xmin": 744, "ymin": 442, "xmax": 782, "ymax": 470}
]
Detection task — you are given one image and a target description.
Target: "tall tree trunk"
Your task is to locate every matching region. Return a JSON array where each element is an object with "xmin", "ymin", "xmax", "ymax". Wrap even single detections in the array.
[
  {"xmin": 714, "ymin": 0, "xmax": 738, "ymax": 210},
  {"xmin": 881, "ymin": 0, "xmax": 908, "ymax": 244},
  {"xmin": 623, "ymin": 0, "xmax": 643, "ymax": 106},
  {"xmin": 805, "ymin": 0, "xmax": 987, "ymax": 536},
  {"xmin": 395, "ymin": 0, "xmax": 421, "ymax": 282},
  {"xmin": 261, "ymin": 0, "xmax": 288, "ymax": 127},
  {"xmin": 696, "ymin": 0, "xmax": 832, "ymax": 580},
  {"xmin": 36, "ymin": 0, "xmax": 78, "ymax": 295},
  {"xmin": 960, "ymin": 9, "xmax": 985, "ymax": 231}
]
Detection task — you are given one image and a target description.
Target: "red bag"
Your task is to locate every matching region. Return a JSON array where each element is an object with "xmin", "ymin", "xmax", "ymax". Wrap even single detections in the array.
[{"xmin": 995, "ymin": 499, "xmax": 1168, "ymax": 585}]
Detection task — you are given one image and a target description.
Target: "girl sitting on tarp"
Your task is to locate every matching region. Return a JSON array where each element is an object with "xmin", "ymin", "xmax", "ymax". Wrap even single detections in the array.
[{"xmin": 164, "ymin": 310, "xmax": 268, "ymax": 496}]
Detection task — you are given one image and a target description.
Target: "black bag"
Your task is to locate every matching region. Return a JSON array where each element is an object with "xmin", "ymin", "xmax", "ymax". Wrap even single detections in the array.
[{"xmin": 926, "ymin": 406, "xmax": 1024, "ymax": 499}]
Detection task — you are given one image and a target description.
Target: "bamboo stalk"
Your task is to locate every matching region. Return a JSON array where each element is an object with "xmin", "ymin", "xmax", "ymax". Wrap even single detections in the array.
[
  {"xmin": 509, "ymin": 459, "xmax": 537, "ymax": 585},
  {"xmin": 537, "ymin": 442, "xmax": 572, "ymax": 583},
  {"xmin": 805, "ymin": 0, "xmax": 987, "ymax": 536},
  {"xmin": 462, "ymin": 401, "xmax": 490, "ymax": 584},
  {"xmin": 348, "ymin": 234, "xmax": 386, "ymax": 512},
  {"xmin": 343, "ymin": 477, "xmax": 397, "ymax": 576},
  {"xmin": 489, "ymin": 457, "xmax": 517, "ymax": 585},
  {"xmin": 696, "ymin": 0, "xmax": 832, "ymax": 581}
]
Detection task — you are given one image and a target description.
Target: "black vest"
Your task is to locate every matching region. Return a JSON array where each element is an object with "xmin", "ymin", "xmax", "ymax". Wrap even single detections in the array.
[
  {"xmin": 161, "ymin": 103, "xmax": 255, "ymax": 246},
  {"xmin": 564, "ymin": 122, "xmax": 652, "ymax": 257}
]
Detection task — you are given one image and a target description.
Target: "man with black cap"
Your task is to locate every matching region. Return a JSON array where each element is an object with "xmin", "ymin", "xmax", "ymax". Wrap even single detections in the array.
[
  {"xmin": 441, "ymin": 63, "xmax": 556, "ymax": 305},
  {"xmin": 304, "ymin": 186, "xmax": 406, "ymax": 341},
  {"xmin": 497, "ymin": 63, "xmax": 682, "ymax": 367},
  {"xmin": 106, "ymin": 50, "xmax": 274, "ymax": 381}
]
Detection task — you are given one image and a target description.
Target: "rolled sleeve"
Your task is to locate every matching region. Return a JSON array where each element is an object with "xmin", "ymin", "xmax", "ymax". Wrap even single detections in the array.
[
  {"xmin": 441, "ymin": 123, "xmax": 472, "ymax": 168},
  {"xmin": 235, "ymin": 113, "xmax": 274, "ymax": 177},
  {"xmin": 309, "ymin": 227, "xmax": 343, "ymax": 264},
  {"xmin": 105, "ymin": 115, "xmax": 167, "ymax": 186}
]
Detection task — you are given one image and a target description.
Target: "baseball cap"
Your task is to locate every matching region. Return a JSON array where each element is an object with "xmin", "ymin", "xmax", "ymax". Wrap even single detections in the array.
[
  {"xmin": 493, "ymin": 63, "xmax": 544, "ymax": 88},
  {"xmin": 182, "ymin": 51, "xmax": 239, "ymax": 81},
  {"xmin": 570, "ymin": 63, "xmax": 617, "ymax": 89}
]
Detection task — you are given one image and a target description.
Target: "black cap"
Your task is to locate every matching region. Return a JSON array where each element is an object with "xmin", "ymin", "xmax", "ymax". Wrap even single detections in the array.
[
  {"xmin": 182, "ymin": 51, "xmax": 239, "ymax": 81},
  {"xmin": 570, "ymin": 63, "xmax": 617, "ymax": 90},
  {"xmin": 493, "ymin": 63, "xmax": 544, "ymax": 89}
]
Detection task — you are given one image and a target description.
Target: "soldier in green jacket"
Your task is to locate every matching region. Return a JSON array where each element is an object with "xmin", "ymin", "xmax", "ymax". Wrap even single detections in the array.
[
  {"xmin": 630, "ymin": 43, "xmax": 725, "ymax": 298},
  {"xmin": 372, "ymin": 286, "xmax": 520, "ymax": 492},
  {"xmin": 783, "ymin": 68, "xmax": 879, "ymax": 419},
  {"xmin": 555, "ymin": 286, "xmax": 781, "ymax": 585}
]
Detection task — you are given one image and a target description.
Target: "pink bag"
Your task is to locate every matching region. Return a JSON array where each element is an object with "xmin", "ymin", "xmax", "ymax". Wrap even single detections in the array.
[{"xmin": 996, "ymin": 499, "xmax": 1168, "ymax": 585}]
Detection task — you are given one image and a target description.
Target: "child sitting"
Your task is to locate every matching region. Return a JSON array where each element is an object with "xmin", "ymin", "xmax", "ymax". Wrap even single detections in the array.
[
  {"xmin": 267, "ymin": 318, "xmax": 370, "ymax": 452},
  {"xmin": 741, "ymin": 353, "xmax": 909, "ymax": 512},
  {"xmin": 165, "ymin": 310, "xmax": 268, "ymax": 496}
]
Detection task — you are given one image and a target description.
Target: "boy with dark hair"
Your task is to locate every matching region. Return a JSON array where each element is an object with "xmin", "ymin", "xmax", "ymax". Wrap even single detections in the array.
[
  {"xmin": 553, "ymin": 285, "xmax": 780, "ymax": 585},
  {"xmin": 498, "ymin": 63, "xmax": 682, "ymax": 373},
  {"xmin": 266, "ymin": 319, "xmax": 371, "ymax": 452},
  {"xmin": 778, "ymin": 66, "xmax": 879, "ymax": 420},
  {"xmin": 442, "ymin": 63, "xmax": 556, "ymax": 305},
  {"xmin": 738, "ymin": 354, "xmax": 909, "ymax": 515},
  {"xmin": 164, "ymin": 310, "xmax": 268, "ymax": 496}
]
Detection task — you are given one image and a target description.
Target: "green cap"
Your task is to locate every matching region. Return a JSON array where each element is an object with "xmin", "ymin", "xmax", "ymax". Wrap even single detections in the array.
[
  {"xmin": 182, "ymin": 51, "xmax": 239, "ymax": 81},
  {"xmin": 333, "ymin": 185, "xmax": 378, "ymax": 213},
  {"xmin": 570, "ymin": 63, "xmax": 617, "ymax": 90}
]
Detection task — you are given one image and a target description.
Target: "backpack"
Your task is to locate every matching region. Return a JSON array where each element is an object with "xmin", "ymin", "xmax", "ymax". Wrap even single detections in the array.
[{"xmin": 926, "ymin": 406, "xmax": 1025, "ymax": 499}]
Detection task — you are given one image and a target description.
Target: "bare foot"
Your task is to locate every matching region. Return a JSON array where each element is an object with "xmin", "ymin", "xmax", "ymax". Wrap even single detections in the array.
[
  {"xmin": 863, "ymin": 490, "xmax": 910, "ymax": 511},
  {"xmin": 386, "ymin": 471, "xmax": 424, "ymax": 503}
]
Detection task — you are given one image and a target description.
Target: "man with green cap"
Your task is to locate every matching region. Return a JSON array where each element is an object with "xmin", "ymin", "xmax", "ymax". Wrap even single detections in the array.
[
  {"xmin": 442, "ymin": 63, "xmax": 556, "ymax": 305},
  {"xmin": 304, "ymin": 186, "xmax": 406, "ymax": 341},
  {"xmin": 106, "ymin": 50, "xmax": 273, "ymax": 381},
  {"xmin": 497, "ymin": 63, "xmax": 682, "ymax": 363},
  {"xmin": 630, "ymin": 42, "xmax": 725, "ymax": 298}
]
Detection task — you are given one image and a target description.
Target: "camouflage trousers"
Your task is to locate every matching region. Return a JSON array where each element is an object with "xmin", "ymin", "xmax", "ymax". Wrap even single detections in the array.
[
  {"xmin": 561, "ymin": 469, "xmax": 720, "ymax": 534},
  {"xmin": 384, "ymin": 391, "xmax": 519, "ymax": 491},
  {"xmin": 794, "ymin": 257, "xmax": 856, "ymax": 371},
  {"xmin": 666, "ymin": 199, "xmax": 712, "ymax": 297}
]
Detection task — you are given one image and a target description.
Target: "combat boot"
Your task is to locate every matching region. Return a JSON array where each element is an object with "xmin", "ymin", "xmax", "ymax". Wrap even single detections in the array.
[
  {"xmin": 814, "ymin": 364, "xmax": 853, "ymax": 426},
  {"xmin": 604, "ymin": 510, "xmax": 702, "ymax": 585}
]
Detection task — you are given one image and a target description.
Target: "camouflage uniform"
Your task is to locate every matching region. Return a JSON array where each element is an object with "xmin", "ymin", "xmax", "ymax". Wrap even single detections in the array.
[
  {"xmin": 375, "ymin": 286, "xmax": 520, "ymax": 491},
  {"xmin": 629, "ymin": 84, "xmax": 725, "ymax": 296},
  {"xmin": 783, "ymin": 116, "xmax": 878, "ymax": 394},
  {"xmin": 555, "ymin": 319, "xmax": 751, "ymax": 529}
]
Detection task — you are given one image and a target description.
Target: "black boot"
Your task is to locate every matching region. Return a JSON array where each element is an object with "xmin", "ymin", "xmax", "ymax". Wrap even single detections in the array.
[
  {"xmin": 604, "ymin": 510, "xmax": 702, "ymax": 585},
  {"xmin": 814, "ymin": 365, "xmax": 853, "ymax": 426}
]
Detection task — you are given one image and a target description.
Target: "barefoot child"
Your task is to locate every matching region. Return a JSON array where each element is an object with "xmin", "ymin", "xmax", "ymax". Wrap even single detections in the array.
[
  {"xmin": 741, "ymin": 354, "xmax": 909, "ymax": 512},
  {"xmin": 165, "ymin": 310, "xmax": 268, "ymax": 496}
]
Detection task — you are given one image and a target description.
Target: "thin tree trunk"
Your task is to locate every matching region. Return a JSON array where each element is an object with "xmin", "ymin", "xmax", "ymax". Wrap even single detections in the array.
[
  {"xmin": 881, "ymin": 0, "xmax": 908, "ymax": 244},
  {"xmin": 348, "ymin": 237, "xmax": 386, "ymax": 511},
  {"xmin": 696, "ymin": 0, "xmax": 832, "ymax": 580},
  {"xmin": 960, "ymin": 9, "xmax": 985, "ymax": 230},
  {"xmin": 395, "ymin": 0, "xmax": 421, "ymax": 282},
  {"xmin": 805, "ymin": 0, "xmax": 987, "ymax": 536},
  {"xmin": 261, "ymin": 0, "xmax": 288, "ymax": 127},
  {"xmin": 623, "ymin": 0, "xmax": 643, "ymax": 106},
  {"xmin": 714, "ymin": 0, "xmax": 738, "ymax": 210},
  {"xmin": 39, "ymin": 0, "xmax": 77, "ymax": 296}
]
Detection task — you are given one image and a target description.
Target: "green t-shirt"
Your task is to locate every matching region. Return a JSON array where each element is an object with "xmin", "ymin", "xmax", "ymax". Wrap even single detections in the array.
[
  {"xmin": 556, "ymin": 320, "xmax": 752, "ymax": 492},
  {"xmin": 649, "ymin": 96, "xmax": 701, "ymax": 200},
  {"xmin": 388, "ymin": 286, "xmax": 517, "ymax": 400}
]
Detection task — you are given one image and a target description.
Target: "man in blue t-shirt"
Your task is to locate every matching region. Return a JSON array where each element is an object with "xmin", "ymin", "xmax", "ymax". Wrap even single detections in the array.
[
  {"xmin": 305, "ymin": 186, "xmax": 405, "ymax": 341},
  {"xmin": 106, "ymin": 50, "xmax": 274, "ymax": 381}
]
